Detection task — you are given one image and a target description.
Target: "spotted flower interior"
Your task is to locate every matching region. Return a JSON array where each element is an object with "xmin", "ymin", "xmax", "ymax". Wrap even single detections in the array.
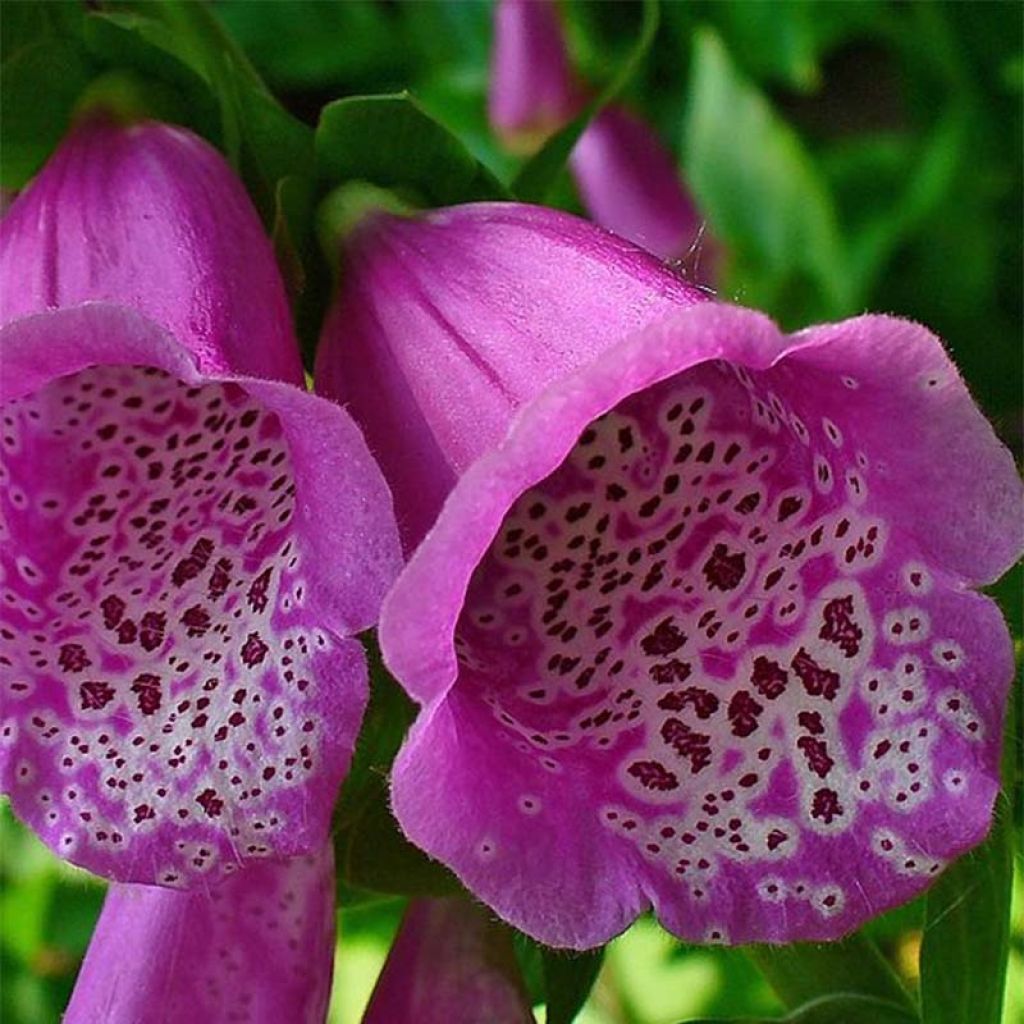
[
  {"xmin": 392, "ymin": 311, "xmax": 1017, "ymax": 947},
  {"xmin": 1, "ymin": 360, "xmax": 366, "ymax": 884}
]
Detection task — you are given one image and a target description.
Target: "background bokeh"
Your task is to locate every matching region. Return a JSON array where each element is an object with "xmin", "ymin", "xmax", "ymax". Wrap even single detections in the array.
[{"xmin": 1, "ymin": 2, "xmax": 1021, "ymax": 1022}]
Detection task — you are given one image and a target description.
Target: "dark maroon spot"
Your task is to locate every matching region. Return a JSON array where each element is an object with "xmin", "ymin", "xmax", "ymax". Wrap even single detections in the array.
[
  {"xmin": 727, "ymin": 691, "xmax": 763, "ymax": 737},
  {"xmin": 139, "ymin": 611, "xmax": 166, "ymax": 652},
  {"xmin": 640, "ymin": 617, "xmax": 687, "ymax": 657},
  {"xmin": 171, "ymin": 537, "xmax": 214, "ymax": 587},
  {"xmin": 792, "ymin": 648, "xmax": 840, "ymax": 701},
  {"xmin": 734, "ymin": 491, "xmax": 761, "ymax": 515},
  {"xmin": 702, "ymin": 544, "xmax": 747, "ymax": 592},
  {"xmin": 750, "ymin": 656, "xmax": 787, "ymax": 699},
  {"xmin": 819, "ymin": 595, "xmax": 863, "ymax": 657},
  {"xmin": 628, "ymin": 759, "xmax": 678, "ymax": 791},
  {"xmin": 648, "ymin": 659, "xmax": 693, "ymax": 685},
  {"xmin": 130, "ymin": 673, "xmax": 162, "ymax": 716},
  {"xmin": 766, "ymin": 828, "xmax": 789, "ymax": 851},
  {"xmin": 196, "ymin": 788, "xmax": 224, "ymax": 818},
  {"xmin": 240, "ymin": 632, "xmax": 269, "ymax": 668},
  {"xmin": 798, "ymin": 710, "xmax": 824, "ymax": 735},
  {"xmin": 797, "ymin": 736, "xmax": 835, "ymax": 779},
  {"xmin": 58, "ymin": 643, "xmax": 91, "ymax": 673},
  {"xmin": 101, "ymin": 594, "xmax": 126, "ymax": 629},
  {"xmin": 661, "ymin": 719, "xmax": 713, "ymax": 773},
  {"xmin": 79, "ymin": 680, "xmax": 115, "ymax": 711},
  {"xmin": 657, "ymin": 686, "xmax": 719, "ymax": 719},
  {"xmin": 247, "ymin": 568, "xmax": 272, "ymax": 614},
  {"xmin": 811, "ymin": 787, "xmax": 844, "ymax": 824},
  {"xmin": 208, "ymin": 558, "xmax": 233, "ymax": 600},
  {"xmin": 116, "ymin": 619, "xmax": 138, "ymax": 645},
  {"xmin": 181, "ymin": 604, "xmax": 211, "ymax": 638},
  {"xmin": 777, "ymin": 496, "xmax": 802, "ymax": 522}
]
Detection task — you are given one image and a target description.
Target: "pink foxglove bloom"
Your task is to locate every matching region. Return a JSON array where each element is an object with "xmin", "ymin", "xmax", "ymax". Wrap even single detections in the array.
[
  {"xmin": 319, "ymin": 203, "xmax": 1023, "ymax": 949},
  {"xmin": 363, "ymin": 899, "xmax": 533, "ymax": 1024},
  {"xmin": 65, "ymin": 844, "xmax": 336, "ymax": 1023},
  {"xmin": 315, "ymin": 204, "xmax": 700, "ymax": 552},
  {"xmin": 489, "ymin": 0, "xmax": 579, "ymax": 153},
  {"xmin": 489, "ymin": 0, "xmax": 714, "ymax": 269},
  {"xmin": 0, "ymin": 117, "xmax": 401, "ymax": 888}
]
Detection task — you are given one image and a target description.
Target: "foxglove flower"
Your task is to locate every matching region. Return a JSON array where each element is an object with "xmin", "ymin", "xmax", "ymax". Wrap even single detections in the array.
[
  {"xmin": 363, "ymin": 899, "xmax": 533, "ymax": 1023},
  {"xmin": 489, "ymin": 0, "xmax": 579, "ymax": 153},
  {"xmin": 65, "ymin": 843, "xmax": 336, "ymax": 1023},
  {"xmin": 489, "ymin": 0, "xmax": 714, "ymax": 268},
  {"xmin": 320, "ymin": 202, "xmax": 1023, "ymax": 948},
  {"xmin": 0, "ymin": 116, "xmax": 402, "ymax": 888},
  {"xmin": 316, "ymin": 203, "xmax": 702, "ymax": 551}
]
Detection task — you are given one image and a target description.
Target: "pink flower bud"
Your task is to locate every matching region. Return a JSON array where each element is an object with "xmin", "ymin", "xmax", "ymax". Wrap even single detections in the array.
[
  {"xmin": 489, "ymin": 0, "xmax": 579, "ymax": 152},
  {"xmin": 364, "ymin": 899, "xmax": 533, "ymax": 1024}
]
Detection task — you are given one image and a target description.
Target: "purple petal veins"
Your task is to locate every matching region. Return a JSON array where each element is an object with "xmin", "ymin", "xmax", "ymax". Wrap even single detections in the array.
[
  {"xmin": 315, "ymin": 203, "xmax": 705, "ymax": 552},
  {"xmin": 64, "ymin": 844, "xmax": 336, "ymax": 1023},
  {"xmin": 0, "ymin": 114, "xmax": 304, "ymax": 385},
  {"xmin": 363, "ymin": 899, "xmax": 533, "ymax": 1024},
  {"xmin": 379, "ymin": 302, "xmax": 1022, "ymax": 948}
]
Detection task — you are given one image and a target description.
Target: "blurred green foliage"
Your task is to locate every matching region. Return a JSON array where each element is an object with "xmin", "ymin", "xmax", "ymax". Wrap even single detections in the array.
[{"xmin": 1, "ymin": 1, "xmax": 1021, "ymax": 1022}]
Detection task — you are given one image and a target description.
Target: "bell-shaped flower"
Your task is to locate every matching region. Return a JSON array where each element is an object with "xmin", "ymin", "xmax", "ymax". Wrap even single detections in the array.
[
  {"xmin": 363, "ymin": 899, "xmax": 533, "ymax": 1023},
  {"xmin": 64, "ymin": 843, "xmax": 336, "ymax": 1023},
  {"xmin": 319, "ymin": 202, "xmax": 1023, "ymax": 949},
  {"xmin": 489, "ymin": 0, "xmax": 714, "ymax": 269},
  {"xmin": 315, "ymin": 203, "xmax": 704, "ymax": 552},
  {"xmin": 0, "ymin": 116, "xmax": 402, "ymax": 888}
]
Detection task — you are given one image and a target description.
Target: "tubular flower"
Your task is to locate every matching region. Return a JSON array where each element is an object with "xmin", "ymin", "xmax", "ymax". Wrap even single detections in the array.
[
  {"xmin": 315, "ymin": 203, "xmax": 704, "ymax": 552},
  {"xmin": 0, "ymin": 117, "xmax": 402, "ymax": 887},
  {"xmin": 320, "ymin": 203, "xmax": 1023, "ymax": 948},
  {"xmin": 363, "ymin": 899, "xmax": 533, "ymax": 1024},
  {"xmin": 64, "ymin": 843, "xmax": 336, "ymax": 1024},
  {"xmin": 489, "ymin": 0, "xmax": 714, "ymax": 268}
]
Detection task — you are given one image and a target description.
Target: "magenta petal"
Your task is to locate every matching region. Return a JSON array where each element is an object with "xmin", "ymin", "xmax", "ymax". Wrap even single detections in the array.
[
  {"xmin": 489, "ymin": 0, "xmax": 579, "ymax": 151},
  {"xmin": 383, "ymin": 303, "xmax": 1022, "ymax": 947},
  {"xmin": 315, "ymin": 203, "xmax": 704, "ymax": 549},
  {"xmin": 363, "ymin": 899, "xmax": 533, "ymax": 1024},
  {"xmin": 571, "ymin": 105, "xmax": 716, "ymax": 272},
  {"xmin": 0, "ymin": 115, "xmax": 303, "ymax": 385},
  {"xmin": 64, "ymin": 844, "xmax": 335, "ymax": 1024},
  {"xmin": 0, "ymin": 305, "xmax": 401, "ymax": 885}
]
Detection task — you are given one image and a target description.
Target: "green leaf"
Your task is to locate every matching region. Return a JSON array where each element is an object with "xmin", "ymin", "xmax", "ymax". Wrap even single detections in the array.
[
  {"xmin": 919, "ymin": 798, "xmax": 1014, "ymax": 1021},
  {"xmin": 683, "ymin": 29, "xmax": 852, "ymax": 318},
  {"xmin": 0, "ymin": 37, "xmax": 96, "ymax": 188},
  {"xmin": 512, "ymin": 0, "xmax": 660, "ymax": 203},
  {"xmin": 844, "ymin": 106, "xmax": 968, "ymax": 300},
  {"xmin": 684, "ymin": 992, "xmax": 919, "ymax": 1024},
  {"xmin": 316, "ymin": 93, "xmax": 508, "ymax": 208},
  {"xmin": 87, "ymin": 2, "xmax": 313, "ymax": 223},
  {"xmin": 748, "ymin": 932, "xmax": 914, "ymax": 1014},
  {"xmin": 332, "ymin": 639, "xmax": 463, "ymax": 899},
  {"xmin": 542, "ymin": 946, "xmax": 606, "ymax": 1024}
]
